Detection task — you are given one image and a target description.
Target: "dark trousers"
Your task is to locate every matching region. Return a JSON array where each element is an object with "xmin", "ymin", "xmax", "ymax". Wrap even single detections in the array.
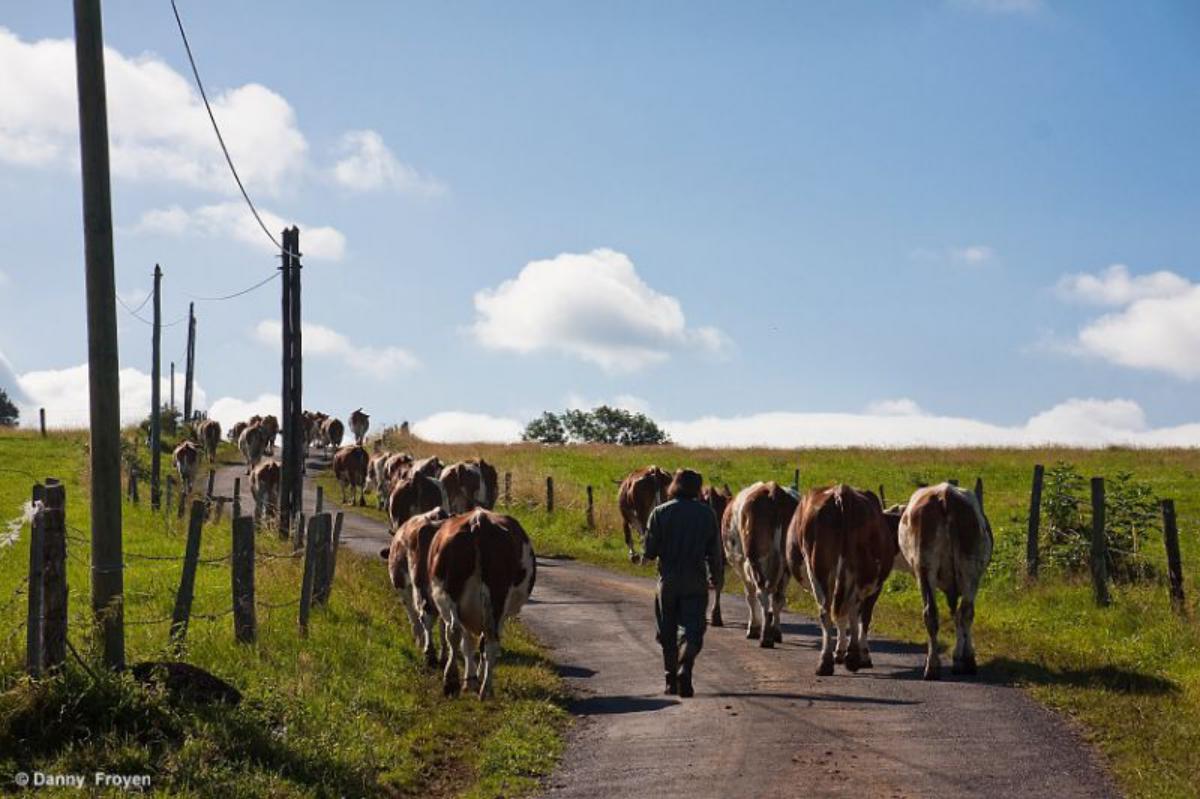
[{"xmin": 656, "ymin": 584, "xmax": 707, "ymax": 671}]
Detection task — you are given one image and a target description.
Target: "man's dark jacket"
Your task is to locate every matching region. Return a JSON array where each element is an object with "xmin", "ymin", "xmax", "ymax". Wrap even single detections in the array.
[{"xmin": 644, "ymin": 497, "xmax": 722, "ymax": 596}]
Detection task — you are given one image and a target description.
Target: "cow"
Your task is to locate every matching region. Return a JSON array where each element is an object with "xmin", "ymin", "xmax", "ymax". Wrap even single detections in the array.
[
  {"xmin": 380, "ymin": 507, "xmax": 452, "ymax": 667},
  {"xmin": 332, "ymin": 445, "xmax": 369, "ymax": 506},
  {"xmin": 196, "ymin": 419, "xmax": 221, "ymax": 463},
  {"xmin": 429, "ymin": 510, "xmax": 536, "ymax": 699},
  {"xmin": 260, "ymin": 414, "xmax": 279, "ymax": 455},
  {"xmin": 238, "ymin": 422, "xmax": 268, "ymax": 475},
  {"xmin": 617, "ymin": 466, "xmax": 672, "ymax": 563},
  {"xmin": 898, "ymin": 483, "xmax": 992, "ymax": 680},
  {"xmin": 787, "ymin": 484, "xmax": 898, "ymax": 675},
  {"xmin": 250, "ymin": 459, "xmax": 281, "ymax": 526},
  {"xmin": 440, "ymin": 459, "xmax": 500, "ymax": 513},
  {"xmin": 366, "ymin": 450, "xmax": 391, "ymax": 500},
  {"xmin": 349, "ymin": 407, "xmax": 370, "ymax": 446},
  {"xmin": 376, "ymin": 452, "xmax": 415, "ymax": 509},
  {"xmin": 387, "ymin": 473, "xmax": 447, "ymax": 532},
  {"xmin": 722, "ymin": 481, "xmax": 801, "ymax": 647},
  {"xmin": 227, "ymin": 421, "xmax": 247, "ymax": 444},
  {"xmin": 172, "ymin": 440, "xmax": 199, "ymax": 495},
  {"xmin": 410, "ymin": 455, "xmax": 443, "ymax": 480},
  {"xmin": 321, "ymin": 417, "xmax": 344, "ymax": 455},
  {"xmin": 701, "ymin": 484, "xmax": 732, "ymax": 626}
]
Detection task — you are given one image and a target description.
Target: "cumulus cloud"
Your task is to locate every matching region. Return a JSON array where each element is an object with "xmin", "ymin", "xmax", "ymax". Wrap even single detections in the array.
[
  {"xmin": 564, "ymin": 392, "xmax": 651, "ymax": 413},
  {"xmin": 1055, "ymin": 264, "xmax": 1191, "ymax": 306},
  {"xmin": 129, "ymin": 202, "xmax": 346, "ymax": 261},
  {"xmin": 207, "ymin": 393, "xmax": 281, "ymax": 433},
  {"xmin": 332, "ymin": 130, "xmax": 445, "ymax": 196},
  {"xmin": 865, "ymin": 398, "xmax": 923, "ymax": 416},
  {"xmin": 472, "ymin": 249, "xmax": 730, "ymax": 373},
  {"xmin": 254, "ymin": 320, "xmax": 419, "ymax": 378},
  {"xmin": 12, "ymin": 361, "xmax": 203, "ymax": 428},
  {"xmin": 412, "ymin": 412, "xmax": 525, "ymax": 444},
  {"xmin": 0, "ymin": 27, "xmax": 306, "ymax": 195},
  {"xmin": 1052, "ymin": 265, "xmax": 1200, "ymax": 380}
]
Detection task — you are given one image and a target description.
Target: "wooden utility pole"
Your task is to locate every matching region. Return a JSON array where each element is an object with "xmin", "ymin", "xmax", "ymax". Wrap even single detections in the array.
[
  {"xmin": 278, "ymin": 227, "xmax": 304, "ymax": 533},
  {"xmin": 72, "ymin": 0, "xmax": 125, "ymax": 670},
  {"xmin": 150, "ymin": 264, "xmax": 162, "ymax": 509},
  {"xmin": 289, "ymin": 228, "xmax": 303, "ymax": 528},
  {"xmin": 279, "ymin": 227, "xmax": 295, "ymax": 531},
  {"xmin": 169, "ymin": 361, "xmax": 175, "ymax": 413},
  {"xmin": 183, "ymin": 302, "xmax": 196, "ymax": 423},
  {"xmin": 1090, "ymin": 477, "xmax": 1110, "ymax": 607}
]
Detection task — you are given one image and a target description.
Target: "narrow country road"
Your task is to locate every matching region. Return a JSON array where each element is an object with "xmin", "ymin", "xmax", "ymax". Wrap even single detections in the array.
[{"xmin": 213, "ymin": 461, "xmax": 1118, "ymax": 799}]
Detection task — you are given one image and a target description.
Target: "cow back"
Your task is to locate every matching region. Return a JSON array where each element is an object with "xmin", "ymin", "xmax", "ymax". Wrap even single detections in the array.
[{"xmin": 430, "ymin": 510, "xmax": 535, "ymax": 635}]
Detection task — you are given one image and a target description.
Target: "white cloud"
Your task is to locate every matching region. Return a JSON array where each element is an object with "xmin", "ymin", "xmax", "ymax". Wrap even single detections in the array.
[
  {"xmin": 564, "ymin": 392, "xmax": 651, "ymax": 414},
  {"xmin": 254, "ymin": 320, "xmax": 419, "ymax": 379},
  {"xmin": 0, "ymin": 27, "xmax": 306, "ymax": 195},
  {"xmin": 1055, "ymin": 264, "xmax": 1191, "ymax": 306},
  {"xmin": 207, "ymin": 393, "xmax": 280, "ymax": 433},
  {"xmin": 130, "ymin": 202, "xmax": 347, "ymax": 261},
  {"xmin": 412, "ymin": 411, "xmax": 525, "ymax": 444},
  {"xmin": 471, "ymin": 249, "xmax": 730, "ymax": 373},
  {"xmin": 865, "ymin": 398, "xmax": 923, "ymax": 416},
  {"xmin": 13, "ymin": 361, "xmax": 203, "ymax": 428},
  {"xmin": 911, "ymin": 244, "xmax": 996, "ymax": 268},
  {"xmin": 950, "ymin": 0, "xmax": 1043, "ymax": 14},
  {"xmin": 332, "ymin": 130, "xmax": 445, "ymax": 196}
]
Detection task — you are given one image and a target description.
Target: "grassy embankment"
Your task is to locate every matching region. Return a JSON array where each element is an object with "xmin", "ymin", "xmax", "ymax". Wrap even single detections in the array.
[
  {"xmin": 0, "ymin": 428, "xmax": 566, "ymax": 798},
  {"xmin": 331, "ymin": 432, "xmax": 1200, "ymax": 799}
]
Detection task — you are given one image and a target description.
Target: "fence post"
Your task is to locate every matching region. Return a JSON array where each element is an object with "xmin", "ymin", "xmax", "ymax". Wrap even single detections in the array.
[
  {"xmin": 793, "ymin": 468, "xmax": 800, "ymax": 493},
  {"xmin": 1161, "ymin": 499, "xmax": 1185, "ymax": 613},
  {"xmin": 324, "ymin": 512, "xmax": 344, "ymax": 602},
  {"xmin": 546, "ymin": 477, "xmax": 554, "ymax": 513},
  {"xmin": 292, "ymin": 512, "xmax": 306, "ymax": 551},
  {"xmin": 232, "ymin": 477, "xmax": 241, "ymax": 520},
  {"xmin": 127, "ymin": 467, "xmax": 139, "ymax": 504},
  {"xmin": 299, "ymin": 515, "xmax": 321, "ymax": 635},
  {"xmin": 313, "ymin": 514, "xmax": 333, "ymax": 607},
  {"xmin": 42, "ymin": 481, "xmax": 67, "ymax": 672},
  {"xmin": 164, "ymin": 476, "xmax": 174, "ymax": 519},
  {"xmin": 231, "ymin": 515, "xmax": 256, "ymax": 643},
  {"xmin": 878, "ymin": 484, "xmax": 886, "ymax": 507},
  {"xmin": 26, "ymin": 485, "xmax": 46, "ymax": 677},
  {"xmin": 586, "ymin": 486, "xmax": 595, "ymax": 529},
  {"xmin": 170, "ymin": 500, "xmax": 206, "ymax": 648},
  {"xmin": 204, "ymin": 469, "xmax": 216, "ymax": 519},
  {"xmin": 1090, "ymin": 477, "xmax": 1110, "ymax": 607},
  {"xmin": 1027, "ymin": 464, "xmax": 1044, "ymax": 580},
  {"xmin": 504, "ymin": 472, "xmax": 511, "ymax": 506},
  {"xmin": 315, "ymin": 485, "xmax": 324, "ymax": 515},
  {"xmin": 39, "ymin": 408, "xmax": 46, "ymax": 437}
]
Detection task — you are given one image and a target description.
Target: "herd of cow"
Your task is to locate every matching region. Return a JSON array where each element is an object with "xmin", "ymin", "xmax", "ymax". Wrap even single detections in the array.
[
  {"xmin": 164, "ymin": 411, "xmax": 991, "ymax": 699},
  {"xmin": 618, "ymin": 466, "xmax": 993, "ymax": 682}
]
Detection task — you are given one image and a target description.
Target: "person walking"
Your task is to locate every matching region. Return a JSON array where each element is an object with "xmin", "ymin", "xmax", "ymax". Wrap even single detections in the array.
[{"xmin": 643, "ymin": 468, "xmax": 723, "ymax": 698}]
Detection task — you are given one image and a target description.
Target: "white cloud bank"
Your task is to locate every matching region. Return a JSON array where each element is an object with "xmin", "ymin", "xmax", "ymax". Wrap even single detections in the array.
[
  {"xmin": 332, "ymin": 130, "xmax": 445, "ymax": 196},
  {"xmin": 207, "ymin": 394, "xmax": 280, "ymax": 433},
  {"xmin": 410, "ymin": 398, "xmax": 1200, "ymax": 448},
  {"xmin": 254, "ymin": 320, "xmax": 419, "ymax": 379},
  {"xmin": 472, "ymin": 249, "xmax": 730, "ymax": 373},
  {"xmin": 130, "ymin": 202, "xmax": 347, "ymax": 261},
  {"xmin": 1054, "ymin": 265, "xmax": 1200, "ymax": 380}
]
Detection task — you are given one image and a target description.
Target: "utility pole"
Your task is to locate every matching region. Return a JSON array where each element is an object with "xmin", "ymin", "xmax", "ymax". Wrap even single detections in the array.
[
  {"xmin": 183, "ymin": 302, "xmax": 195, "ymax": 423},
  {"xmin": 72, "ymin": 0, "xmax": 125, "ymax": 669},
  {"xmin": 150, "ymin": 264, "xmax": 162, "ymax": 509},
  {"xmin": 279, "ymin": 227, "xmax": 303, "ymax": 532},
  {"xmin": 279, "ymin": 227, "xmax": 293, "ymax": 531},
  {"xmin": 169, "ymin": 361, "xmax": 175, "ymax": 421},
  {"xmin": 290, "ymin": 227, "xmax": 303, "ymax": 523}
]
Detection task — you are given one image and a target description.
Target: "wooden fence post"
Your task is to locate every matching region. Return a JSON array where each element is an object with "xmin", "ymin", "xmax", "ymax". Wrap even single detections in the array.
[
  {"xmin": 39, "ymin": 408, "xmax": 46, "ymax": 437},
  {"xmin": 204, "ymin": 469, "xmax": 216, "ymax": 518},
  {"xmin": 586, "ymin": 486, "xmax": 595, "ymax": 529},
  {"xmin": 315, "ymin": 485, "xmax": 324, "ymax": 515},
  {"xmin": 1161, "ymin": 499, "xmax": 1185, "ymax": 613},
  {"xmin": 1027, "ymin": 464, "xmax": 1044, "ymax": 579},
  {"xmin": 292, "ymin": 512, "xmax": 306, "ymax": 551},
  {"xmin": 127, "ymin": 467, "xmax": 139, "ymax": 504},
  {"xmin": 170, "ymin": 500, "xmax": 206, "ymax": 648},
  {"xmin": 42, "ymin": 481, "xmax": 67, "ymax": 671},
  {"xmin": 26, "ymin": 485, "xmax": 46, "ymax": 676},
  {"xmin": 232, "ymin": 477, "xmax": 241, "ymax": 520},
  {"xmin": 231, "ymin": 515, "xmax": 256, "ymax": 643},
  {"xmin": 299, "ymin": 515, "xmax": 321, "ymax": 634},
  {"xmin": 324, "ymin": 512, "xmax": 344, "ymax": 602},
  {"xmin": 504, "ymin": 472, "xmax": 511, "ymax": 506},
  {"xmin": 164, "ymin": 476, "xmax": 174, "ymax": 519},
  {"xmin": 546, "ymin": 477, "xmax": 554, "ymax": 513},
  {"xmin": 793, "ymin": 468, "xmax": 800, "ymax": 492},
  {"xmin": 313, "ymin": 514, "xmax": 333, "ymax": 607},
  {"xmin": 1090, "ymin": 477, "xmax": 1110, "ymax": 607}
]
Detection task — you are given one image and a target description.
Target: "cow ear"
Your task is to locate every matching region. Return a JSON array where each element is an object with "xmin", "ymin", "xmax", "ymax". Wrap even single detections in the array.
[{"xmin": 379, "ymin": 547, "xmax": 389, "ymax": 559}]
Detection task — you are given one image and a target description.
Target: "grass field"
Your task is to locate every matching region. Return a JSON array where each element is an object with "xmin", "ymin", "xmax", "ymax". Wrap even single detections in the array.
[
  {"xmin": 0, "ymin": 429, "xmax": 567, "ymax": 798},
  {"xmin": 340, "ymin": 431, "xmax": 1200, "ymax": 799}
]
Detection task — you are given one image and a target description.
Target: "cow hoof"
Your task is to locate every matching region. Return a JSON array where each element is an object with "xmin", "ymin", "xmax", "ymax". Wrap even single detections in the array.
[
  {"xmin": 952, "ymin": 656, "xmax": 977, "ymax": 676},
  {"xmin": 759, "ymin": 636, "xmax": 774, "ymax": 649},
  {"xmin": 923, "ymin": 663, "xmax": 941, "ymax": 681},
  {"xmin": 772, "ymin": 628, "xmax": 783, "ymax": 644},
  {"xmin": 710, "ymin": 611, "xmax": 723, "ymax": 628},
  {"xmin": 465, "ymin": 677, "xmax": 481, "ymax": 695},
  {"xmin": 815, "ymin": 659, "xmax": 835, "ymax": 677},
  {"xmin": 834, "ymin": 651, "xmax": 846, "ymax": 664},
  {"xmin": 442, "ymin": 678, "xmax": 460, "ymax": 697},
  {"xmin": 424, "ymin": 650, "xmax": 439, "ymax": 669},
  {"xmin": 844, "ymin": 651, "xmax": 863, "ymax": 673},
  {"xmin": 746, "ymin": 627, "xmax": 761, "ymax": 640},
  {"xmin": 858, "ymin": 657, "xmax": 874, "ymax": 670}
]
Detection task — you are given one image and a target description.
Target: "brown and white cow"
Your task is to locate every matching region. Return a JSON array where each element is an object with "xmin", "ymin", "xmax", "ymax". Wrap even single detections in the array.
[
  {"xmin": 196, "ymin": 419, "xmax": 221, "ymax": 463},
  {"xmin": 617, "ymin": 466, "xmax": 672, "ymax": 562},
  {"xmin": 387, "ymin": 473, "xmax": 447, "ymax": 531},
  {"xmin": 440, "ymin": 459, "xmax": 500, "ymax": 513},
  {"xmin": 701, "ymin": 484, "xmax": 732, "ymax": 626},
  {"xmin": 332, "ymin": 444, "xmax": 369, "ymax": 506},
  {"xmin": 260, "ymin": 414, "xmax": 280, "ymax": 455},
  {"xmin": 227, "ymin": 421, "xmax": 247, "ymax": 444},
  {"xmin": 250, "ymin": 459, "xmax": 281, "ymax": 526},
  {"xmin": 380, "ymin": 507, "xmax": 452, "ymax": 668},
  {"xmin": 349, "ymin": 407, "xmax": 370, "ymax": 446},
  {"xmin": 172, "ymin": 440, "xmax": 199, "ymax": 495},
  {"xmin": 410, "ymin": 455, "xmax": 443, "ymax": 480},
  {"xmin": 722, "ymin": 481, "xmax": 801, "ymax": 647},
  {"xmin": 238, "ymin": 422, "xmax": 268, "ymax": 475},
  {"xmin": 366, "ymin": 450, "xmax": 391, "ymax": 501},
  {"xmin": 321, "ymin": 417, "xmax": 344, "ymax": 455},
  {"xmin": 376, "ymin": 452, "xmax": 415, "ymax": 509},
  {"xmin": 429, "ymin": 510, "xmax": 536, "ymax": 699},
  {"xmin": 898, "ymin": 483, "xmax": 992, "ymax": 680},
  {"xmin": 787, "ymin": 484, "xmax": 897, "ymax": 675}
]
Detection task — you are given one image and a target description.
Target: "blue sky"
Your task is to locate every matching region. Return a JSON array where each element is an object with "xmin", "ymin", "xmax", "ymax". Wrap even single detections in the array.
[{"xmin": 1, "ymin": 1, "xmax": 1198, "ymax": 446}]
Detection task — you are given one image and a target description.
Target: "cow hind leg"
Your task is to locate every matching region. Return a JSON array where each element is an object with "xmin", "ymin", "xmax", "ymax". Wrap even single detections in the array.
[
  {"xmin": 769, "ymin": 581, "xmax": 787, "ymax": 644},
  {"xmin": 479, "ymin": 632, "xmax": 502, "ymax": 700},
  {"xmin": 757, "ymin": 588, "xmax": 773, "ymax": 649},
  {"xmin": 743, "ymin": 582, "xmax": 761, "ymax": 640},
  {"xmin": 857, "ymin": 590, "xmax": 882, "ymax": 669},
  {"xmin": 843, "ymin": 599, "xmax": 865, "ymax": 672},
  {"xmin": 441, "ymin": 621, "xmax": 463, "ymax": 696},
  {"xmin": 918, "ymin": 570, "xmax": 941, "ymax": 680},
  {"xmin": 462, "ymin": 631, "xmax": 482, "ymax": 695},
  {"xmin": 815, "ymin": 603, "xmax": 836, "ymax": 676},
  {"xmin": 952, "ymin": 597, "xmax": 978, "ymax": 675}
]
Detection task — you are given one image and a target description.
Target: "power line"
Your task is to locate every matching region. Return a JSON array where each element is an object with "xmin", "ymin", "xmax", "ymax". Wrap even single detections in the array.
[
  {"xmin": 188, "ymin": 270, "xmax": 279, "ymax": 302},
  {"xmin": 169, "ymin": 0, "xmax": 297, "ymax": 258},
  {"xmin": 115, "ymin": 294, "xmax": 187, "ymax": 327}
]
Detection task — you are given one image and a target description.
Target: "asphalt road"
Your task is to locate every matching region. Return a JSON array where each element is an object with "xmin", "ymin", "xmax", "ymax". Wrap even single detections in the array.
[{"xmin": 214, "ymin": 461, "xmax": 1118, "ymax": 799}]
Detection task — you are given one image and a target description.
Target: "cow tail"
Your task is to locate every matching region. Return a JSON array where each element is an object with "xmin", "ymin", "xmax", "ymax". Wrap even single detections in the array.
[{"xmin": 830, "ymin": 486, "xmax": 852, "ymax": 620}]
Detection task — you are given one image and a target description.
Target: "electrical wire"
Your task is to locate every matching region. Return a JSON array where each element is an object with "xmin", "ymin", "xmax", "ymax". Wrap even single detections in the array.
[{"xmin": 187, "ymin": 270, "xmax": 280, "ymax": 302}]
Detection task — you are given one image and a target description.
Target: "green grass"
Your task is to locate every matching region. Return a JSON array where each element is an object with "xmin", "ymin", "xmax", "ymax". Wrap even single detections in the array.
[
  {"xmin": 356, "ymin": 433, "xmax": 1200, "ymax": 799},
  {"xmin": 0, "ymin": 429, "xmax": 567, "ymax": 797}
]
